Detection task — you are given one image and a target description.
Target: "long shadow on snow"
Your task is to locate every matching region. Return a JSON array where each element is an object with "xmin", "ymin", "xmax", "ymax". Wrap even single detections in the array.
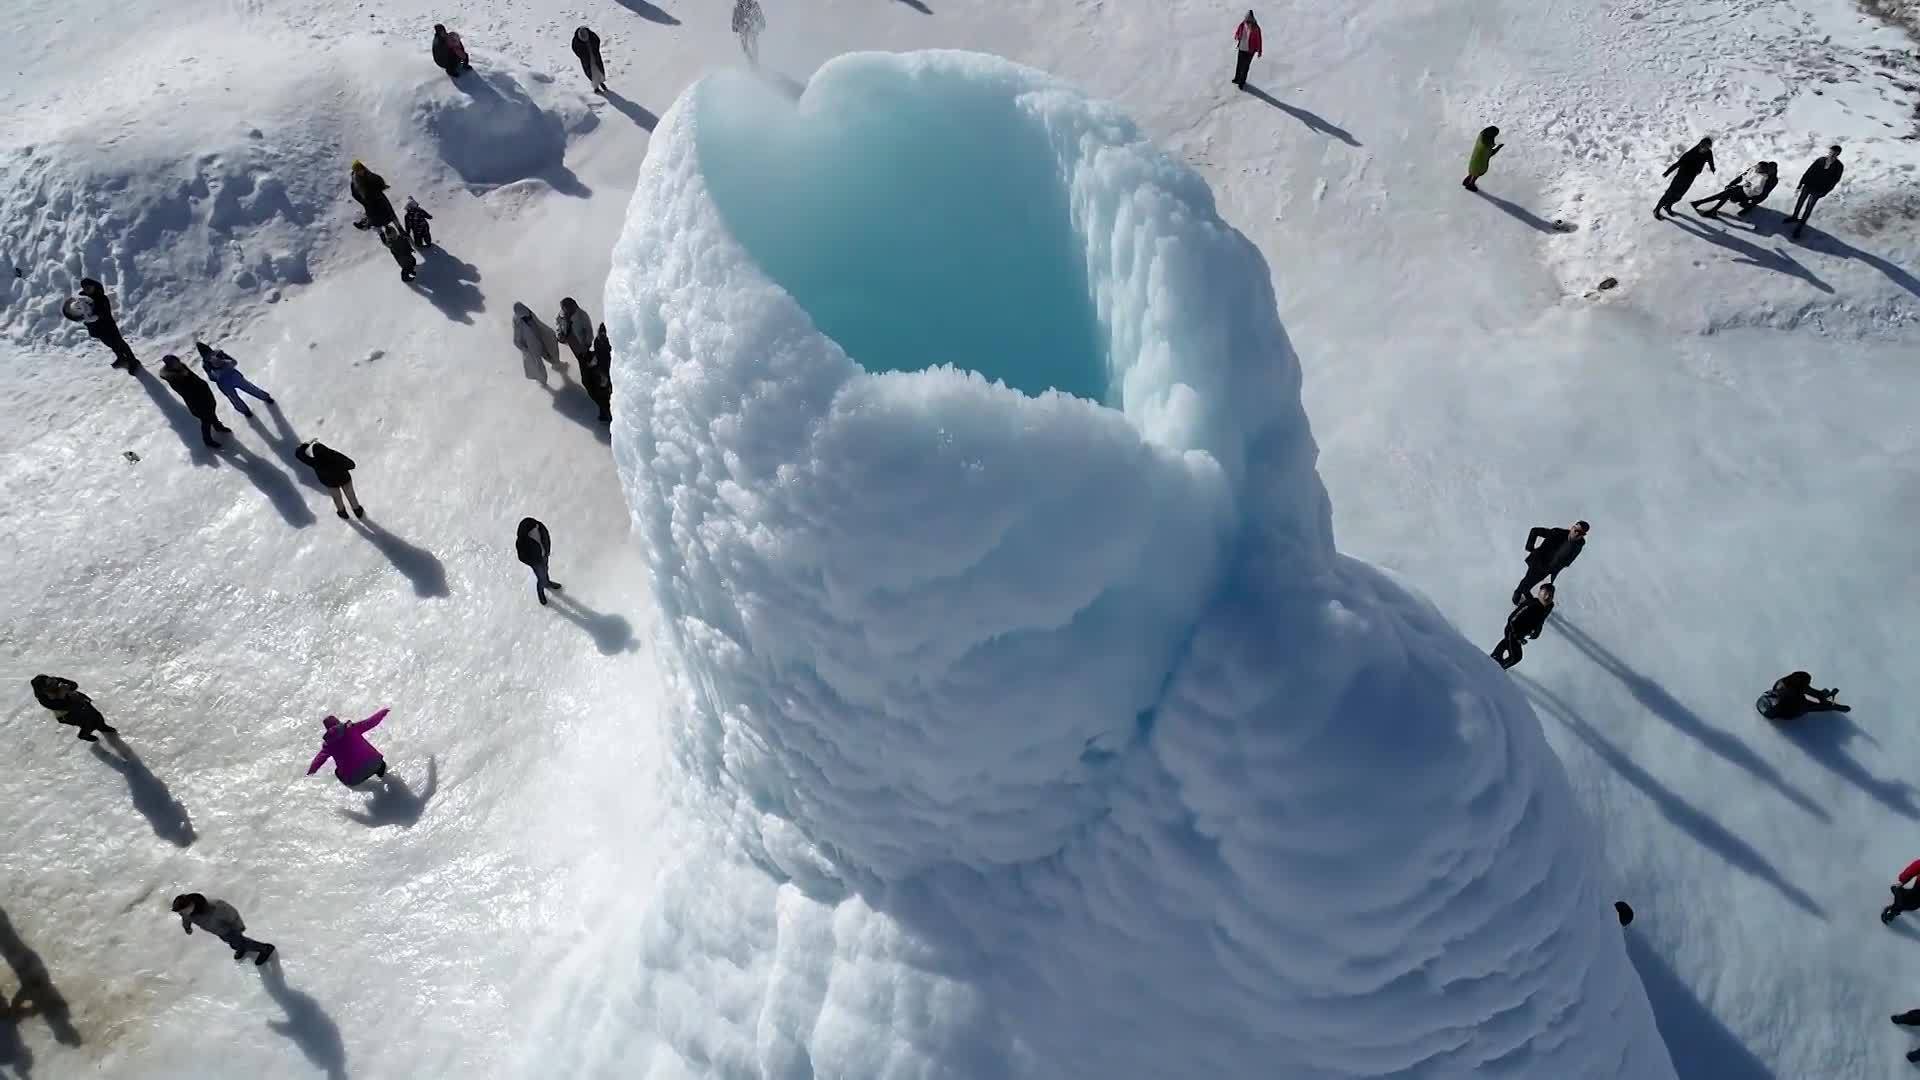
[
  {"xmin": 1552, "ymin": 617, "xmax": 1829, "ymax": 823},
  {"xmin": 1668, "ymin": 212, "xmax": 1833, "ymax": 293},
  {"xmin": 92, "ymin": 734, "xmax": 195, "ymax": 847},
  {"xmin": 1772, "ymin": 708, "xmax": 1920, "ymax": 820},
  {"xmin": 134, "ymin": 370, "xmax": 314, "ymax": 525},
  {"xmin": 612, "ymin": 0, "xmax": 681, "ymax": 23},
  {"xmin": 1795, "ymin": 224, "xmax": 1920, "ymax": 298},
  {"xmin": 259, "ymin": 962, "xmax": 347, "ymax": 1080},
  {"xmin": 0, "ymin": 905, "xmax": 82, "ymax": 1077},
  {"xmin": 451, "ymin": 74, "xmax": 592, "ymax": 197},
  {"xmin": 541, "ymin": 360, "xmax": 612, "ymax": 444},
  {"xmin": 1240, "ymin": 85, "xmax": 1361, "ymax": 146},
  {"xmin": 1473, "ymin": 189, "xmax": 1561, "ymax": 234},
  {"xmin": 1623, "ymin": 931, "xmax": 1776, "ymax": 1079},
  {"xmin": 1516, "ymin": 674, "xmax": 1824, "ymax": 917},
  {"xmin": 349, "ymin": 518, "xmax": 450, "ymax": 599},
  {"xmin": 339, "ymin": 757, "xmax": 438, "ymax": 829},
  {"xmin": 409, "ymin": 246, "xmax": 485, "ymax": 324},
  {"xmin": 893, "ymin": 0, "xmax": 933, "ymax": 13},
  {"xmin": 601, "ymin": 89, "xmax": 658, "ymax": 132},
  {"xmin": 549, "ymin": 592, "xmax": 638, "ymax": 655}
]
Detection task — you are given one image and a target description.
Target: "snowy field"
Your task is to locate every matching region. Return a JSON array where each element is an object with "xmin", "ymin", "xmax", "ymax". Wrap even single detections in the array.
[{"xmin": 2, "ymin": 0, "xmax": 1918, "ymax": 1076}]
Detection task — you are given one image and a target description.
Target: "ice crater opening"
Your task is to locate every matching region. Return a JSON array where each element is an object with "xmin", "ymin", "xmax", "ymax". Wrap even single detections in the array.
[{"xmin": 696, "ymin": 69, "xmax": 1109, "ymax": 402}]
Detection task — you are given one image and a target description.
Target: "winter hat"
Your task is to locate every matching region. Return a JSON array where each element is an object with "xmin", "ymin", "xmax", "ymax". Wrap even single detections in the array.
[{"xmin": 322, "ymin": 715, "xmax": 341, "ymax": 730}]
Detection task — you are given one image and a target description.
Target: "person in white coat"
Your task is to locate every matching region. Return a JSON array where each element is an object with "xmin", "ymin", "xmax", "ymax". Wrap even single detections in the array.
[
  {"xmin": 513, "ymin": 302, "xmax": 558, "ymax": 382},
  {"xmin": 556, "ymin": 297, "xmax": 595, "ymax": 366}
]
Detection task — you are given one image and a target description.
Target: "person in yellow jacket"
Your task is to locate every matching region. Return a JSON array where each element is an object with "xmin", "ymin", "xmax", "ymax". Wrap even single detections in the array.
[{"xmin": 1462, "ymin": 126, "xmax": 1503, "ymax": 192}]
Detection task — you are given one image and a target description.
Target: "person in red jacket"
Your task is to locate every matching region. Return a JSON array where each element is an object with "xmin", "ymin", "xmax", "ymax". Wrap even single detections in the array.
[
  {"xmin": 1233, "ymin": 12, "xmax": 1262, "ymax": 90},
  {"xmin": 1881, "ymin": 860, "xmax": 1920, "ymax": 925}
]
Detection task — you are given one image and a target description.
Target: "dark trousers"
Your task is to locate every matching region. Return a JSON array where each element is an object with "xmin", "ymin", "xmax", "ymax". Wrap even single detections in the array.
[
  {"xmin": 193, "ymin": 412, "xmax": 229, "ymax": 447},
  {"xmin": 1233, "ymin": 50, "xmax": 1254, "ymax": 87},
  {"xmin": 1691, "ymin": 185, "xmax": 1751, "ymax": 215},
  {"xmin": 529, "ymin": 560, "xmax": 562, "ymax": 604},
  {"xmin": 1656, "ymin": 175, "xmax": 1699, "ymax": 215},
  {"xmin": 1790, "ymin": 190, "xmax": 1822, "ymax": 234},
  {"xmin": 215, "ymin": 928, "xmax": 273, "ymax": 960},
  {"xmin": 91, "ymin": 326, "xmax": 138, "ymax": 366},
  {"xmin": 58, "ymin": 708, "xmax": 116, "ymax": 741},
  {"xmin": 1491, "ymin": 637, "xmax": 1525, "ymax": 670},
  {"xmin": 1886, "ymin": 884, "xmax": 1920, "ymax": 925},
  {"xmin": 1512, "ymin": 566, "xmax": 1552, "ymax": 606}
]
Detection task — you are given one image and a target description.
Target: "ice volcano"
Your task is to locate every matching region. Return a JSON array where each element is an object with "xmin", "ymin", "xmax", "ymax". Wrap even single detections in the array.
[{"xmin": 597, "ymin": 51, "xmax": 1675, "ymax": 1079}]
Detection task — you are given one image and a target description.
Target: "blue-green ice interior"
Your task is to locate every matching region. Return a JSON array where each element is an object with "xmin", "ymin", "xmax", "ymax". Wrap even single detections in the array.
[{"xmin": 696, "ymin": 65, "xmax": 1109, "ymax": 402}]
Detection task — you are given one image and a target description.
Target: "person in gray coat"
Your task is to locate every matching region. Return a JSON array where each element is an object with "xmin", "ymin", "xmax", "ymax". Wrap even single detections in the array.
[{"xmin": 171, "ymin": 893, "xmax": 275, "ymax": 965}]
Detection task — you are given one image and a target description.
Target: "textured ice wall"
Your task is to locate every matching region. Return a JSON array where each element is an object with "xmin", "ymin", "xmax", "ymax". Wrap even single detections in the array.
[{"xmin": 598, "ymin": 51, "xmax": 1676, "ymax": 1080}]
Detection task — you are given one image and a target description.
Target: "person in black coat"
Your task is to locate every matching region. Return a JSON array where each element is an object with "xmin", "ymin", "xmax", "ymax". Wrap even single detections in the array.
[
  {"xmin": 515, "ymin": 517, "xmax": 565, "ymax": 605},
  {"xmin": 584, "ymin": 323, "xmax": 614, "ymax": 424},
  {"xmin": 158, "ymin": 354, "xmax": 232, "ymax": 448},
  {"xmin": 1491, "ymin": 584, "xmax": 1555, "ymax": 670},
  {"xmin": 571, "ymin": 27, "xmax": 607, "ymax": 94},
  {"xmin": 31, "ymin": 675, "xmax": 118, "ymax": 741},
  {"xmin": 349, "ymin": 161, "xmax": 398, "ymax": 231},
  {"xmin": 431, "ymin": 24, "xmax": 471, "ymax": 77},
  {"xmin": 1790, "ymin": 145, "xmax": 1843, "ymax": 239},
  {"xmin": 294, "ymin": 439, "xmax": 365, "ymax": 519},
  {"xmin": 379, "ymin": 224, "xmax": 418, "ymax": 282},
  {"xmin": 1654, "ymin": 137, "xmax": 1715, "ymax": 219},
  {"xmin": 1756, "ymin": 670, "xmax": 1849, "ymax": 720},
  {"xmin": 1512, "ymin": 519, "xmax": 1587, "ymax": 605},
  {"xmin": 62, "ymin": 278, "xmax": 141, "ymax": 371}
]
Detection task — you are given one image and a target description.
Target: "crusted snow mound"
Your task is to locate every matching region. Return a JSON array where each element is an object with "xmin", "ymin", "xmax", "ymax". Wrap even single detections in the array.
[{"xmin": 600, "ymin": 51, "xmax": 1676, "ymax": 1079}]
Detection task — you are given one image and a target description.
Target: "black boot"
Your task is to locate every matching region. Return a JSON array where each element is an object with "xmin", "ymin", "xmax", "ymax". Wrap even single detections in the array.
[{"xmin": 254, "ymin": 944, "xmax": 275, "ymax": 966}]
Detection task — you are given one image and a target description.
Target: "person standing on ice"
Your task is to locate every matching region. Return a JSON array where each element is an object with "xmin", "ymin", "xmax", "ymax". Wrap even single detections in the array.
[
  {"xmin": 1789, "ymin": 144, "xmax": 1843, "ymax": 240},
  {"xmin": 731, "ymin": 0, "xmax": 766, "ymax": 65},
  {"xmin": 1462, "ymin": 126, "xmax": 1503, "ymax": 191},
  {"xmin": 194, "ymin": 341, "xmax": 275, "ymax": 418},
  {"xmin": 556, "ymin": 298, "xmax": 595, "ymax": 366},
  {"xmin": 62, "ymin": 277, "xmax": 140, "ymax": 371},
  {"xmin": 1881, "ymin": 860, "xmax": 1920, "ymax": 926},
  {"xmin": 158, "ymin": 354, "xmax": 233, "ymax": 448},
  {"xmin": 170, "ymin": 894, "xmax": 275, "ymax": 965},
  {"xmin": 512, "ymin": 302, "xmax": 557, "ymax": 380},
  {"xmin": 585, "ymin": 323, "xmax": 614, "ymax": 424},
  {"xmin": 30, "ymin": 675, "xmax": 118, "ymax": 742},
  {"xmin": 1756, "ymin": 670, "xmax": 1849, "ymax": 720},
  {"xmin": 1690, "ymin": 160, "xmax": 1776, "ymax": 217},
  {"xmin": 348, "ymin": 161, "xmax": 398, "ymax": 232},
  {"xmin": 1510, "ymin": 519, "xmax": 1587, "ymax": 606},
  {"xmin": 572, "ymin": 27, "xmax": 608, "ymax": 94},
  {"xmin": 306, "ymin": 709, "xmax": 391, "ymax": 787},
  {"xmin": 1653, "ymin": 137, "xmax": 1715, "ymax": 219},
  {"xmin": 378, "ymin": 224, "xmax": 418, "ymax": 282},
  {"xmin": 294, "ymin": 439, "xmax": 365, "ymax": 520},
  {"xmin": 431, "ymin": 24, "xmax": 471, "ymax": 78},
  {"xmin": 515, "ymin": 517, "xmax": 565, "ymax": 605},
  {"xmin": 1490, "ymin": 584, "xmax": 1554, "ymax": 670},
  {"xmin": 403, "ymin": 197, "xmax": 434, "ymax": 250},
  {"xmin": 1231, "ymin": 11, "xmax": 1262, "ymax": 90}
]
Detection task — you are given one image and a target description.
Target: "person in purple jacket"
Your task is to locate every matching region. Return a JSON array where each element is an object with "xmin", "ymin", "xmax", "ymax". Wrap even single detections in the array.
[{"xmin": 305, "ymin": 708, "xmax": 390, "ymax": 787}]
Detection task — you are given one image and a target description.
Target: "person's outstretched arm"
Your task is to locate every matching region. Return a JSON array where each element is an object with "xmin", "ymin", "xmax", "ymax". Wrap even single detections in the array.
[
  {"xmin": 306, "ymin": 747, "xmax": 334, "ymax": 775},
  {"xmin": 353, "ymin": 707, "xmax": 391, "ymax": 734}
]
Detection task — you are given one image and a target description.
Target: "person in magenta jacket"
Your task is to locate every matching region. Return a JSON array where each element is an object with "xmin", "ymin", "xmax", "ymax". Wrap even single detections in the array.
[{"xmin": 306, "ymin": 708, "xmax": 390, "ymax": 786}]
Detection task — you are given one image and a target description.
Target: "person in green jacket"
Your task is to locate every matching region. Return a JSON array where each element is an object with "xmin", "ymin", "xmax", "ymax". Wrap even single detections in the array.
[{"xmin": 1462, "ymin": 126, "xmax": 1503, "ymax": 191}]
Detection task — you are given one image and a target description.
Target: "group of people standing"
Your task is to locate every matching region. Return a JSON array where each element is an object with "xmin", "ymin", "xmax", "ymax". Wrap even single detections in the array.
[
  {"xmin": 1654, "ymin": 139, "xmax": 1845, "ymax": 239},
  {"xmin": 513, "ymin": 297, "xmax": 614, "ymax": 423}
]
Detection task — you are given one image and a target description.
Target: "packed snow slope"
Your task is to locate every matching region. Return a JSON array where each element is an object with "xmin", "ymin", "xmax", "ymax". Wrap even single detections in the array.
[
  {"xmin": 599, "ymin": 50, "xmax": 1674, "ymax": 1078},
  {"xmin": 1, "ymin": 0, "xmax": 1918, "ymax": 1076}
]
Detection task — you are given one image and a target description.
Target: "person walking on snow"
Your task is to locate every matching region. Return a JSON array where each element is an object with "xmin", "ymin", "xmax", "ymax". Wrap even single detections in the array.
[
  {"xmin": 1654, "ymin": 137, "xmax": 1715, "ymax": 219},
  {"xmin": 1463, "ymin": 126, "xmax": 1503, "ymax": 191},
  {"xmin": 307, "ymin": 708, "xmax": 391, "ymax": 786},
  {"xmin": 403, "ymin": 197, "xmax": 434, "ymax": 250},
  {"xmin": 1891, "ymin": 1009, "xmax": 1920, "ymax": 1063},
  {"xmin": 1756, "ymin": 670, "xmax": 1849, "ymax": 721},
  {"xmin": 731, "ymin": 0, "xmax": 766, "ymax": 64},
  {"xmin": 556, "ymin": 298, "xmax": 595, "ymax": 365},
  {"xmin": 379, "ymin": 224, "xmax": 418, "ymax": 282},
  {"xmin": 30, "ymin": 675, "xmax": 118, "ymax": 742},
  {"xmin": 1790, "ymin": 144, "xmax": 1843, "ymax": 239},
  {"xmin": 194, "ymin": 341, "xmax": 275, "ymax": 418},
  {"xmin": 62, "ymin": 278, "xmax": 142, "ymax": 371},
  {"xmin": 585, "ymin": 323, "xmax": 614, "ymax": 424},
  {"xmin": 294, "ymin": 439, "xmax": 365, "ymax": 519},
  {"xmin": 158, "ymin": 354, "xmax": 233, "ymax": 448},
  {"xmin": 516, "ymin": 517, "xmax": 565, "ymax": 605},
  {"xmin": 512, "ymin": 302, "xmax": 558, "ymax": 380},
  {"xmin": 1882, "ymin": 860, "xmax": 1920, "ymax": 926},
  {"xmin": 1511, "ymin": 519, "xmax": 1587, "ymax": 605},
  {"xmin": 1232, "ymin": 12, "xmax": 1262, "ymax": 89},
  {"xmin": 1491, "ymin": 584, "xmax": 1554, "ymax": 670},
  {"xmin": 349, "ymin": 161, "xmax": 398, "ymax": 232},
  {"xmin": 572, "ymin": 27, "xmax": 608, "ymax": 94},
  {"xmin": 171, "ymin": 894, "xmax": 275, "ymax": 965},
  {"xmin": 431, "ymin": 24, "xmax": 471, "ymax": 78},
  {"xmin": 1691, "ymin": 160, "xmax": 1776, "ymax": 217}
]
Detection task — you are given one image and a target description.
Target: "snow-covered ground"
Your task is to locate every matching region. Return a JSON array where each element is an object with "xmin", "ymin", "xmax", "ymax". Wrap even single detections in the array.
[{"xmin": 2, "ymin": 0, "xmax": 1917, "ymax": 1076}]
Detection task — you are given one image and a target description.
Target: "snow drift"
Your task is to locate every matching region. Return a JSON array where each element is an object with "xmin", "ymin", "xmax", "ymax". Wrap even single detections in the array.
[{"xmin": 597, "ymin": 51, "xmax": 1676, "ymax": 1078}]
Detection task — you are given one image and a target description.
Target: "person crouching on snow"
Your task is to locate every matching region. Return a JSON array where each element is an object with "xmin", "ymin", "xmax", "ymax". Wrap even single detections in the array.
[{"xmin": 306, "ymin": 709, "xmax": 390, "ymax": 787}]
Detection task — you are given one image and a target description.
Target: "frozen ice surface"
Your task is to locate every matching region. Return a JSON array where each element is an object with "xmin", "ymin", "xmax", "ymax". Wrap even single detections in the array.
[{"xmin": 600, "ymin": 50, "xmax": 1674, "ymax": 1078}]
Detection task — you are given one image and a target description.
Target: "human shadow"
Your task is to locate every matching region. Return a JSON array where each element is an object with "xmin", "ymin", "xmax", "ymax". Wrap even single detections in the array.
[
  {"xmin": 349, "ymin": 519, "xmax": 450, "ymax": 599},
  {"xmin": 259, "ymin": 963, "xmax": 347, "ymax": 1080},
  {"xmin": 1517, "ymin": 674, "xmax": 1823, "ymax": 917},
  {"xmin": 1553, "ymin": 617, "xmax": 1828, "ymax": 822},
  {"xmin": 410, "ymin": 247, "xmax": 486, "ymax": 324},
  {"xmin": 1474, "ymin": 189, "xmax": 1560, "ymax": 233},
  {"xmin": 246, "ymin": 404, "xmax": 328, "ymax": 496},
  {"xmin": 217, "ymin": 439, "xmax": 316, "ymax": 529},
  {"xmin": 92, "ymin": 735, "xmax": 194, "ymax": 847},
  {"xmin": 1794, "ymin": 224, "xmax": 1920, "ymax": 298},
  {"xmin": 1669, "ymin": 213, "xmax": 1833, "ymax": 293},
  {"xmin": 0, "ymin": 906, "xmax": 81, "ymax": 1064},
  {"xmin": 550, "ymin": 592, "xmax": 638, "ymax": 655},
  {"xmin": 1623, "ymin": 932, "xmax": 1776, "ymax": 1079},
  {"xmin": 132, "ymin": 369, "xmax": 217, "ymax": 467},
  {"xmin": 612, "ymin": 0, "xmax": 681, "ymax": 23},
  {"xmin": 602, "ymin": 89, "xmax": 658, "ymax": 132},
  {"xmin": 894, "ymin": 0, "xmax": 933, "ymax": 13},
  {"xmin": 339, "ymin": 757, "xmax": 438, "ymax": 829},
  {"xmin": 1240, "ymin": 86, "xmax": 1360, "ymax": 146},
  {"xmin": 1774, "ymin": 708, "xmax": 1920, "ymax": 819},
  {"xmin": 542, "ymin": 363, "xmax": 612, "ymax": 443}
]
